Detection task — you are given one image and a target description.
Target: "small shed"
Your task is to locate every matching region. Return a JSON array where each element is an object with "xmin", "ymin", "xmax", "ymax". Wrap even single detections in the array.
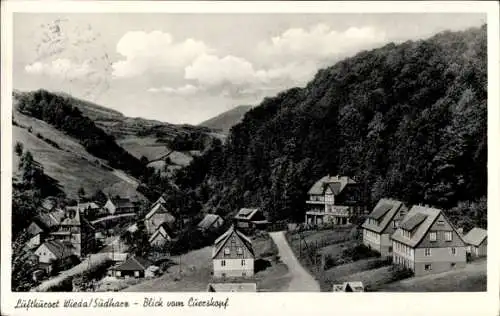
[
  {"xmin": 110, "ymin": 255, "xmax": 152, "ymax": 278},
  {"xmin": 463, "ymin": 227, "xmax": 487, "ymax": 257}
]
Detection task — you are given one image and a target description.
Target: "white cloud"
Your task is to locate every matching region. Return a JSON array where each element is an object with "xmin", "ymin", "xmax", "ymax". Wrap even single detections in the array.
[
  {"xmin": 257, "ymin": 24, "xmax": 387, "ymax": 63},
  {"xmin": 147, "ymin": 84, "xmax": 200, "ymax": 96},
  {"xmin": 25, "ymin": 58, "xmax": 94, "ymax": 79},
  {"xmin": 182, "ymin": 54, "xmax": 317, "ymax": 95},
  {"xmin": 185, "ymin": 54, "xmax": 259, "ymax": 86},
  {"xmin": 112, "ymin": 31, "xmax": 211, "ymax": 78}
]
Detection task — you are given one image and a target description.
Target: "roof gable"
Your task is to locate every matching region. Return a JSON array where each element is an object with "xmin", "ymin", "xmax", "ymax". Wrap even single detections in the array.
[
  {"xmin": 198, "ymin": 214, "xmax": 223, "ymax": 229},
  {"xmin": 40, "ymin": 240, "xmax": 75, "ymax": 259},
  {"xmin": 391, "ymin": 206, "xmax": 441, "ymax": 247},
  {"xmin": 362, "ymin": 199, "xmax": 406, "ymax": 233},
  {"xmin": 213, "ymin": 226, "xmax": 254, "ymax": 258},
  {"xmin": 145, "ymin": 203, "xmax": 172, "ymax": 219},
  {"xmin": 113, "ymin": 256, "xmax": 152, "ymax": 271}
]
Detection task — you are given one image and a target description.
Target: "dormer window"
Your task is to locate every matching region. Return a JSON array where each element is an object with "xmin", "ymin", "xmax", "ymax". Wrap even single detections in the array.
[
  {"xmin": 402, "ymin": 229, "xmax": 411, "ymax": 238},
  {"xmin": 237, "ymin": 247, "xmax": 243, "ymax": 255},
  {"xmin": 224, "ymin": 247, "xmax": 230, "ymax": 255}
]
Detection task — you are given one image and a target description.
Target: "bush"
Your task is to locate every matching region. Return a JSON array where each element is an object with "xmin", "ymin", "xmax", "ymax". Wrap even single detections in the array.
[{"xmin": 342, "ymin": 244, "xmax": 380, "ymax": 261}]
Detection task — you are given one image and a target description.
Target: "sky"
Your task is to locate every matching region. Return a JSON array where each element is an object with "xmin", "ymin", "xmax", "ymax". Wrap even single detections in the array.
[{"xmin": 13, "ymin": 13, "xmax": 486, "ymax": 125}]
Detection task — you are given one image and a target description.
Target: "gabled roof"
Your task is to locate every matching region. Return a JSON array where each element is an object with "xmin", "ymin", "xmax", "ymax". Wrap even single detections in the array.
[
  {"xmin": 27, "ymin": 222, "xmax": 45, "ymax": 236},
  {"xmin": 38, "ymin": 240, "xmax": 75, "ymax": 259},
  {"xmin": 112, "ymin": 256, "xmax": 152, "ymax": 271},
  {"xmin": 308, "ymin": 175, "xmax": 356, "ymax": 195},
  {"xmin": 362, "ymin": 199, "xmax": 407, "ymax": 233},
  {"xmin": 145, "ymin": 202, "xmax": 173, "ymax": 220},
  {"xmin": 149, "ymin": 223, "xmax": 173, "ymax": 243},
  {"xmin": 33, "ymin": 213, "xmax": 60, "ymax": 230},
  {"xmin": 234, "ymin": 208, "xmax": 260, "ymax": 220},
  {"xmin": 463, "ymin": 227, "xmax": 487, "ymax": 246},
  {"xmin": 213, "ymin": 226, "xmax": 254, "ymax": 259},
  {"xmin": 391, "ymin": 206, "xmax": 443, "ymax": 247},
  {"xmin": 208, "ymin": 283, "xmax": 257, "ymax": 292},
  {"xmin": 198, "ymin": 214, "xmax": 223, "ymax": 229}
]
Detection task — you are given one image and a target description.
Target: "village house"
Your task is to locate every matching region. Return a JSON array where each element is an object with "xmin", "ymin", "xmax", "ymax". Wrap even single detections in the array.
[
  {"xmin": 109, "ymin": 255, "xmax": 154, "ymax": 278},
  {"xmin": 463, "ymin": 227, "xmax": 487, "ymax": 258},
  {"xmin": 391, "ymin": 205, "xmax": 467, "ymax": 276},
  {"xmin": 198, "ymin": 214, "xmax": 225, "ymax": 232},
  {"xmin": 233, "ymin": 208, "xmax": 268, "ymax": 232},
  {"xmin": 305, "ymin": 175, "xmax": 365, "ymax": 226},
  {"xmin": 144, "ymin": 197, "xmax": 176, "ymax": 235},
  {"xmin": 148, "ymin": 222, "xmax": 173, "ymax": 248},
  {"xmin": 207, "ymin": 283, "xmax": 257, "ymax": 292},
  {"xmin": 332, "ymin": 281, "xmax": 365, "ymax": 292},
  {"xmin": 103, "ymin": 197, "xmax": 136, "ymax": 215},
  {"xmin": 362, "ymin": 198, "xmax": 409, "ymax": 258},
  {"xmin": 49, "ymin": 208, "xmax": 96, "ymax": 258},
  {"xmin": 26, "ymin": 209, "xmax": 66, "ymax": 249},
  {"xmin": 34, "ymin": 239, "xmax": 77, "ymax": 274},
  {"xmin": 212, "ymin": 225, "xmax": 255, "ymax": 278}
]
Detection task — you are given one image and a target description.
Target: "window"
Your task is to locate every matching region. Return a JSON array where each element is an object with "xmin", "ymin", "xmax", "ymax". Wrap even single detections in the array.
[
  {"xmin": 224, "ymin": 247, "xmax": 230, "ymax": 255},
  {"xmin": 393, "ymin": 220, "xmax": 399, "ymax": 228},
  {"xmin": 424, "ymin": 248, "xmax": 431, "ymax": 256},
  {"xmin": 221, "ymin": 260, "xmax": 226, "ymax": 267},
  {"xmin": 437, "ymin": 220, "xmax": 445, "ymax": 226},
  {"xmin": 429, "ymin": 232, "xmax": 437, "ymax": 242},
  {"xmin": 424, "ymin": 264, "xmax": 432, "ymax": 271},
  {"xmin": 388, "ymin": 246, "xmax": 393, "ymax": 253},
  {"xmin": 231, "ymin": 238, "xmax": 236, "ymax": 244},
  {"xmin": 242, "ymin": 272, "xmax": 246, "ymax": 277},
  {"xmin": 445, "ymin": 231, "xmax": 452, "ymax": 241},
  {"xmin": 237, "ymin": 247, "xmax": 243, "ymax": 255},
  {"xmin": 241, "ymin": 259, "xmax": 246, "ymax": 266},
  {"xmin": 451, "ymin": 247, "xmax": 456, "ymax": 255}
]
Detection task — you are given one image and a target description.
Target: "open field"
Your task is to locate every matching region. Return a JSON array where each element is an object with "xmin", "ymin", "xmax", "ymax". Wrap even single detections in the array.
[
  {"xmin": 117, "ymin": 136, "xmax": 194, "ymax": 167},
  {"xmin": 13, "ymin": 126, "xmax": 123, "ymax": 198}
]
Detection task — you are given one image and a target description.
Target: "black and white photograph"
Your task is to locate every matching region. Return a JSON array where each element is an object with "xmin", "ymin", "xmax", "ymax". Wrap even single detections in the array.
[{"xmin": 1, "ymin": 2, "xmax": 498, "ymax": 312}]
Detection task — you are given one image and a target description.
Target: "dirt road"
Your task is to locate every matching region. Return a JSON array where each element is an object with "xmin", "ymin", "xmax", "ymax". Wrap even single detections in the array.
[{"xmin": 269, "ymin": 231, "xmax": 320, "ymax": 292}]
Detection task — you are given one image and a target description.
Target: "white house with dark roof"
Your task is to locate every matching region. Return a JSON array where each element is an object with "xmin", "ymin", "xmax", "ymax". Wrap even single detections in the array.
[
  {"xmin": 305, "ymin": 175, "xmax": 365, "ymax": 226},
  {"xmin": 362, "ymin": 199, "xmax": 408, "ymax": 257},
  {"xmin": 34, "ymin": 239, "xmax": 76, "ymax": 273},
  {"xmin": 212, "ymin": 225, "xmax": 255, "ymax": 278},
  {"xmin": 391, "ymin": 205, "xmax": 467, "ymax": 276},
  {"xmin": 103, "ymin": 197, "xmax": 136, "ymax": 215},
  {"xmin": 463, "ymin": 227, "xmax": 487, "ymax": 257}
]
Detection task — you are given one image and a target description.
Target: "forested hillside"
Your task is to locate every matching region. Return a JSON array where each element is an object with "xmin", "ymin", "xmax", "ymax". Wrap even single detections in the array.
[{"xmin": 176, "ymin": 25, "xmax": 487, "ymax": 229}]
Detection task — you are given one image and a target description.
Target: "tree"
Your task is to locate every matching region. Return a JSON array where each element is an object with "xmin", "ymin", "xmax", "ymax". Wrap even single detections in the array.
[
  {"xmin": 14, "ymin": 141, "xmax": 24, "ymax": 157},
  {"xmin": 78, "ymin": 187, "xmax": 86, "ymax": 201}
]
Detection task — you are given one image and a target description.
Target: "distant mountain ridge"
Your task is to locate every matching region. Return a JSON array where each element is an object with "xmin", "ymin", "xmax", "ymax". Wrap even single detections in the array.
[{"xmin": 199, "ymin": 105, "xmax": 253, "ymax": 133}]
